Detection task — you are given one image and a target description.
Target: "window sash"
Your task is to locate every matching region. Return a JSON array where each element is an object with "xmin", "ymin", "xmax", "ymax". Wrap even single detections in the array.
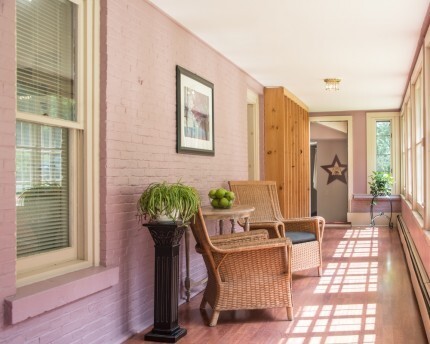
[
  {"xmin": 16, "ymin": 0, "xmax": 78, "ymax": 122},
  {"xmin": 16, "ymin": 122, "xmax": 71, "ymax": 258},
  {"xmin": 15, "ymin": 0, "xmax": 88, "ymax": 282},
  {"xmin": 375, "ymin": 120, "xmax": 392, "ymax": 173}
]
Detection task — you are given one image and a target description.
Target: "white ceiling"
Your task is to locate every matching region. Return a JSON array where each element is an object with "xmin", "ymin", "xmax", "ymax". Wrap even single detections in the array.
[{"xmin": 149, "ymin": 0, "xmax": 429, "ymax": 112}]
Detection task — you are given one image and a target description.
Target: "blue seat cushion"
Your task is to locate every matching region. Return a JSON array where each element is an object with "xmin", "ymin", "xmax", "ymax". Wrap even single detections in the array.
[{"xmin": 285, "ymin": 231, "xmax": 316, "ymax": 244}]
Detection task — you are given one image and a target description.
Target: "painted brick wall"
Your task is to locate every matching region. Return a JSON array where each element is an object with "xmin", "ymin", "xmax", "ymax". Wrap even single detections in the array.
[
  {"xmin": 0, "ymin": 0, "xmax": 263, "ymax": 343},
  {"xmin": 0, "ymin": 0, "xmax": 17, "ymax": 337},
  {"xmin": 100, "ymin": 0, "xmax": 263, "ymax": 336}
]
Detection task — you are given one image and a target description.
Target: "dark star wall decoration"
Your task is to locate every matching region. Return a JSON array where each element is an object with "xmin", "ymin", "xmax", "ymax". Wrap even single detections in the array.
[{"xmin": 321, "ymin": 154, "xmax": 348, "ymax": 185}]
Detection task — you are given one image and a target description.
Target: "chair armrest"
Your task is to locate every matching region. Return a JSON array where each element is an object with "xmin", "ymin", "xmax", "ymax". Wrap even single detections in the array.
[
  {"xmin": 212, "ymin": 237, "xmax": 291, "ymax": 254},
  {"xmin": 282, "ymin": 217, "xmax": 321, "ymax": 241},
  {"xmin": 247, "ymin": 222, "xmax": 284, "ymax": 238},
  {"xmin": 211, "ymin": 229, "xmax": 269, "ymax": 247}
]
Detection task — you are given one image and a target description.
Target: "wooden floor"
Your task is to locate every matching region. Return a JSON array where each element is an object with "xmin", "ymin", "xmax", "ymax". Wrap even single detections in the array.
[{"xmin": 126, "ymin": 226, "xmax": 428, "ymax": 344}]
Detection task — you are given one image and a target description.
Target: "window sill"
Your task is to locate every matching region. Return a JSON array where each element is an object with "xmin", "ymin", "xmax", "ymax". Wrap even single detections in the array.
[
  {"xmin": 353, "ymin": 194, "xmax": 401, "ymax": 201},
  {"xmin": 4, "ymin": 266, "xmax": 119, "ymax": 325}
]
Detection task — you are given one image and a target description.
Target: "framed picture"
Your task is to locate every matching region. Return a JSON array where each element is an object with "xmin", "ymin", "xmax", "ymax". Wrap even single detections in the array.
[{"xmin": 176, "ymin": 66, "xmax": 214, "ymax": 156}]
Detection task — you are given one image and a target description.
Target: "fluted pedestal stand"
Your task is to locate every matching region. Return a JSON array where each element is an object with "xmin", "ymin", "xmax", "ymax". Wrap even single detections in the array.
[{"xmin": 144, "ymin": 223, "xmax": 187, "ymax": 343}]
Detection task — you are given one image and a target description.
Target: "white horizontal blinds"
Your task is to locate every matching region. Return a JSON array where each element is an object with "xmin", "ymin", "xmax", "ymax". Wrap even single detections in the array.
[
  {"xmin": 16, "ymin": 122, "xmax": 69, "ymax": 258},
  {"xmin": 16, "ymin": 0, "xmax": 76, "ymax": 121}
]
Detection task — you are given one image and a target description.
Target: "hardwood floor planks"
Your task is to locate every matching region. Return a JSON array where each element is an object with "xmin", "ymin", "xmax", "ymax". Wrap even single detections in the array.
[{"xmin": 126, "ymin": 226, "xmax": 427, "ymax": 344}]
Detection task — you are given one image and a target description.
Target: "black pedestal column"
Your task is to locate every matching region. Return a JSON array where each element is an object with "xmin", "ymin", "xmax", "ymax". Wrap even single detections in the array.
[{"xmin": 144, "ymin": 223, "xmax": 187, "ymax": 343}]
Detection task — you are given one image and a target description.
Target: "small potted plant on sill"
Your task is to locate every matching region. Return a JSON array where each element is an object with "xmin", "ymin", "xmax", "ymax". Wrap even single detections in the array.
[
  {"xmin": 137, "ymin": 181, "xmax": 200, "ymax": 225},
  {"xmin": 369, "ymin": 171, "xmax": 394, "ymax": 204},
  {"xmin": 368, "ymin": 171, "xmax": 394, "ymax": 228}
]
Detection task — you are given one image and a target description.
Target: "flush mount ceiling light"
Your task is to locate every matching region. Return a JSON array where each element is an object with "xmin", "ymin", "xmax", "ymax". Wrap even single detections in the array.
[{"xmin": 324, "ymin": 78, "xmax": 341, "ymax": 91}]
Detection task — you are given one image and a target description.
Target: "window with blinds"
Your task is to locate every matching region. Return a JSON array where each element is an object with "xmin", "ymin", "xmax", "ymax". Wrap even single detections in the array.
[
  {"xmin": 16, "ymin": 0, "xmax": 76, "ymax": 121},
  {"xmin": 16, "ymin": 0, "xmax": 77, "ymax": 259}
]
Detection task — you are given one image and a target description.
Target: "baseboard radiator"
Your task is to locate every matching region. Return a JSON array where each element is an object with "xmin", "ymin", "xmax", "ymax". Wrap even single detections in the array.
[{"xmin": 397, "ymin": 215, "xmax": 430, "ymax": 341}]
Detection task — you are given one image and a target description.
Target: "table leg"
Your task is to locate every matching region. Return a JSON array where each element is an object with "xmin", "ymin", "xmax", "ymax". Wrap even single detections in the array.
[
  {"xmin": 244, "ymin": 217, "xmax": 250, "ymax": 231},
  {"xmin": 230, "ymin": 219, "xmax": 235, "ymax": 233},
  {"xmin": 219, "ymin": 220, "xmax": 224, "ymax": 235}
]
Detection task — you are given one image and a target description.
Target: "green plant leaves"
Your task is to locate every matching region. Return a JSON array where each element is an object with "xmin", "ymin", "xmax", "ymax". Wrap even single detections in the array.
[
  {"xmin": 137, "ymin": 181, "xmax": 200, "ymax": 223},
  {"xmin": 368, "ymin": 171, "xmax": 394, "ymax": 198}
]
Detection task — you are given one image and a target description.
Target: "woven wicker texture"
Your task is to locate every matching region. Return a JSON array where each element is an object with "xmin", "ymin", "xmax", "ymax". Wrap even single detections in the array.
[
  {"xmin": 190, "ymin": 207, "xmax": 293, "ymax": 326},
  {"xmin": 229, "ymin": 180, "xmax": 325, "ymax": 275}
]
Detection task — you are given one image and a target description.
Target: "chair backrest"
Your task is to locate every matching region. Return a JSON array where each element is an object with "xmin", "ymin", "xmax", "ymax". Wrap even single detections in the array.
[
  {"xmin": 190, "ymin": 207, "xmax": 214, "ymax": 256},
  {"xmin": 229, "ymin": 181, "xmax": 283, "ymax": 223}
]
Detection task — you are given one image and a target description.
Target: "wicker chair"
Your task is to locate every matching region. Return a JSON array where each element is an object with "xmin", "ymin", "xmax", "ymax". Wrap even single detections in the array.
[
  {"xmin": 229, "ymin": 180, "xmax": 325, "ymax": 275},
  {"xmin": 190, "ymin": 207, "xmax": 293, "ymax": 326}
]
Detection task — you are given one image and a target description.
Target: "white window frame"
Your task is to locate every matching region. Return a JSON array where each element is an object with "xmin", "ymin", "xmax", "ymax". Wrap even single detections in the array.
[
  {"xmin": 366, "ymin": 112, "xmax": 400, "ymax": 195},
  {"xmin": 424, "ymin": 28, "xmax": 430, "ymax": 229},
  {"xmin": 412, "ymin": 70, "xmax": 424, "ymax": 216},
  {"xmin": 16, "ymin": 0, "xmax": 100, "ymax": 287},
  {"xmin": 405, "ymin": 98, "xmax": 413, "ymax": 202},
  {"xmin": 400, "ymin": 107, "xmax": 406, "ymax": 197}
]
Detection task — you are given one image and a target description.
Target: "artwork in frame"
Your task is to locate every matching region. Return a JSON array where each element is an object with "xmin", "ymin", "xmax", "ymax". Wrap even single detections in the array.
[{"xmin": 176, "ymin": 65, "xmax": 215, "ymax": 156}]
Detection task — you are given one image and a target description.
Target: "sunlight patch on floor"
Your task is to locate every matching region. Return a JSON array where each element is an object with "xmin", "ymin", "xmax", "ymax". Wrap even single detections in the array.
[
  {"xmin": 343, "ymin": 227, "xmax": 379, "ymax": 239},
  {"xmin": 283, "ymin": 304, "xmax": 377, "ymax": 344},
  {"xmin": 334, "ymin": 240, "xmax": 378, "ymax": 258},
  {"xmin": 314, "ymin": 262, "xmax": 378, "ymax": 294}
]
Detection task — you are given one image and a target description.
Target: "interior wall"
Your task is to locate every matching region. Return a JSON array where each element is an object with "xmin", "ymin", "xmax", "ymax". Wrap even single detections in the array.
[{"xmin": 315, "ymin": 139, "xmax": 348, "ymax": 222}]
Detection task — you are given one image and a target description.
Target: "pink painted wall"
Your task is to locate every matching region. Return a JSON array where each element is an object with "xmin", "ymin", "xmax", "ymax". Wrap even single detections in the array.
[
  {"xmin": 0, "ymin": 0, "xmax": 17, "ymax": 331},
  {"xmin": 0, "ymin": 0, "xmax": 263, "ymax": 342},
  {"xmin": 309, "ymin": 111, "xmax": 368, "ymax": 194},
  {"xmin": 401, "ymin": 200, "xmax": 430, "ymax": 277}
]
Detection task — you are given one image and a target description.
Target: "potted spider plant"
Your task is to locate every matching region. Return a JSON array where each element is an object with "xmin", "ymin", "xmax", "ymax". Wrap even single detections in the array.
[
  {"xmin": 138, "ymin": 181, "xmax": 200, "ymax": 341},
  {"xmin": 137, "ymin": 181, "xmax": 200, "ymax": 224}
]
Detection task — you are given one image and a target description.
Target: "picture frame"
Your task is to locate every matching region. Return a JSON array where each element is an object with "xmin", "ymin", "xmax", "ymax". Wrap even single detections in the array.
[{"xmin": 176, "ymin": 65, "xmax": 215, "ymax": 156}]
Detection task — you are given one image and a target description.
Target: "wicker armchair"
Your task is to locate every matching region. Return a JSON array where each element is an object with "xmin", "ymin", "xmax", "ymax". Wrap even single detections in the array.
[
  {"xmin": 190, "ymin": 207, "xmax": 293, "ymax": 326},
  {"xmin": 229, "ymin": 180, "xmax": 325, "ymax": 275}
]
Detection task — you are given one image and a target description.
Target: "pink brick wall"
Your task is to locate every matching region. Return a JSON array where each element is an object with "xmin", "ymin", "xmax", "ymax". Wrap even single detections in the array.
[
  {"xmin": 1, "ymin": 0, "xmax": 263, "ymax": 342},
  {"xmin": 100, "ymin": 1, "xmax": 262, "ymax": 336},
  {"xmin": 0, "ymin": 0, "xmax": 17, "ymax": 335}
]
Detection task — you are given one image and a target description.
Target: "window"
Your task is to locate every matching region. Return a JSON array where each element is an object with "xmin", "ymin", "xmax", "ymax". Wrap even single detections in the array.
[
  {"xmin": 414, "ymin": 72, "xmax": 424, "ymax": 214},
  {"xmin": 375, "ymin": 121, "xmax": 392, "ymax": 173},
  {"xmin": 400, "ymin": 113, "xmax": 406, "ymax": 196},
  {"xmin": 366, "ymin": 112, "xmax": 400, "ymax": 194},
  {"xmin": 406, "ymin": 102, "xmax": 413, "ymax": 201},
  {"xmin": 16, "ymin": 0, "xmax": 99, "ymax": 286}
]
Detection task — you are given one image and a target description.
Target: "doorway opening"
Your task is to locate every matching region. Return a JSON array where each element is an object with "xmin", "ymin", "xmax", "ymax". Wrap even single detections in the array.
[
  {"xmin": 310, "ymin": 118, "xmax": 352, "ymax": 223},
  {"xmin": 247, "ymin": 90, "xmax": 260, "ymax": 180}
]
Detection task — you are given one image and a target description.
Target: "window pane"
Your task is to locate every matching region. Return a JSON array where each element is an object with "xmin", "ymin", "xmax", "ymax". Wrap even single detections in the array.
[
  {"xmin": 16, "ymin": 122, "xmax": 69, "ymax": 258},
  {"xmin": 375, "ymin": 120, "xmax": 391, "ymax": 173},
  {"xmin": 416, "ymin": 144, "xmax": 424, "ymax": 205},
  {"xmin": 16, "ymin": 0, "xmax": 77, "ymax": 121},
  {"xmin": 415, "ymin": 73, "xmax": 423, "ymax": 141}
]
